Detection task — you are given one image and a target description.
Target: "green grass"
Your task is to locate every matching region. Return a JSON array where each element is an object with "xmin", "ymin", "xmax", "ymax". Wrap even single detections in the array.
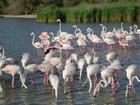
[{"xmin": 36, "ymin": 2, "xmax": 140, "ymax": 23}]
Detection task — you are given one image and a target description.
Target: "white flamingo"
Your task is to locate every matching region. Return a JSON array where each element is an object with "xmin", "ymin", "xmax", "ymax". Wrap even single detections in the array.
[
  {"xmin": 84, "ymin": 52, "xmax": 93, "ymax": 65},
  {"xmin": 43, "ymin": 49, "xmax": 62, "ymax": 77},
  {"xmin": 93, "ymin": 67, "xmax": 115, "ymax": 96},
  {"xmin": 100, "ymin": 25, "xmax": 116, "ymax": 52},
  {"xmin": 86, "ymin": 64, "xmax": 101, "ymax": 93},
  {"xmin": 133, "ymin": 24, "xmax": 140, "ymax": 41},
  {"xmin": 93, "ymin": 58, "xmax": 123, "ymax": 96},
  {"xmin": 49, "ymin": 73, "xmax": 59, "ymax": 99},
  {"xmin": 70, "ymin": 53, "xmax": 86, "ymax": 80},
  {"xmin": 21, "ymin": 53, "xmax": 38, "ymax": 85},
  {"xmin": 106, "ymin": 51, "xmax": 118, "ymax": 63},
  {"xmin": 63, "ymin": 61, "xmax": 77, "ymax": 94},
  {"xmin": 125, "ymin": 64, "xmax": 140, "ymax": 97}
]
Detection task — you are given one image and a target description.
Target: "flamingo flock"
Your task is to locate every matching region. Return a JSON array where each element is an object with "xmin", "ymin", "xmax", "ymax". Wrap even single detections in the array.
[{"xmin": 0, "ymin": 19, "xmax": 140, "ymax": 100}]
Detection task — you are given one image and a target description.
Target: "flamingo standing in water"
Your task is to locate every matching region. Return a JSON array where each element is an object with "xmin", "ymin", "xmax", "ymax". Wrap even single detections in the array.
[
  {"xmin": 106, "ymin": 51, "xmax": 118, "ymax": 63},
  {"xmin": 21, "ymin": 53, "xmax": 38, "ymax": 85},
  {"xmin": 43, "ymin": 49, "xmax": 62, "ymax": 77},
  {"xmin": 31, "ymin": 32, "xmax": 44, "ymax": 57},
  {"xmin": 1, "ymin": 64, "xmax": 27, "ymax": 88},
  {"xmin": 63, "ymin": 61, "xmax": 77, "ymax": 94},
  {"xmin": 125, "ymin": 64, "xmax": 140, "ymax": 97},
  {"xmin": 100, "ymin": 25, "xmax": 116, "ymax": 52},
  {"xmin": 73, "ymin": 25, "xmax": 87, "ymax": 52},
  {"xmin": 86, "ymin": 28, "xmax": 104, "ymax": 50},
  {"xmin": 93, "ymin": 57, "xmax": 123, "ymax": 96},
  {"xmin": 49, "ymin": 73, "xmax": 59, "ymax": 99},
  {"xmin": 38, "ymin": 63, "xmax": 57, "ymax": 86},
  {"xmin": 133, "ymin": 24, "xmax": 140, "ymax": 42}
]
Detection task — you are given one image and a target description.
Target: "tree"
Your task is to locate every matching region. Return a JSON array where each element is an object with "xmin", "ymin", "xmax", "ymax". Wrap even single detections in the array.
[{"xmin": 0, "ymin": 0, "xmax": 8, "ymax": 14}]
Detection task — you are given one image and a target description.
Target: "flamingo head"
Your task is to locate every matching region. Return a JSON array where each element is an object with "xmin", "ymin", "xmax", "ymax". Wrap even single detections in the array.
[
  {"xmin": 30, "ymin": 32, "xmax": 35, "ymax": 36},
  {"xmin": 49, "ymin": 32, "xmax": 53, "ymax": 35},
  {"xmin": 99, "ymin": 24, "xmax": 103, "ymax": 27},
  {"xmin": 133, "ymin": 24, "xmax": 137, "ymax": 28},
  {"xmin": 57, "ymin": 19, "xmax": 61, "ymax": 22},
  {"xmin": 72, "ymin": 25, "xmax": 77, "ymax": 28},
  {"xmin": 86, "ymin": 28, "xmax": 91, "ymax": 32}
]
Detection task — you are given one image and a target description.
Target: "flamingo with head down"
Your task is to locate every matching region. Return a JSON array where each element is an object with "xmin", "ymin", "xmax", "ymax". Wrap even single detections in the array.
[
  {"xmin": 1, "ymin": 64, "xmax": 27, "ymax": 89},
  {"xmin": 125, "ymin": 64, "xmax": 140, "ymax": 97}
]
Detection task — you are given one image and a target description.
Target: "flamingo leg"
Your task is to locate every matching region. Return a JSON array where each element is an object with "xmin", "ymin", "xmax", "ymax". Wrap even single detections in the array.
[
  {"xmin": 43, "ymin": 72, "xmax": 48, "ymax": 86},
  {"xmin": 12, "ymin": 75, "xmax": 15, "ymax": 88},
  {"xmin": 70, "ymin": 76, "xmax": 74, "ymax": 90},
  {"xmin": 31, "ymin": 76, "xmax": 36, "ymax": 86},
  {"xmin": 93, "ymin": 83, "xmax": 100, "ymax": 97}
]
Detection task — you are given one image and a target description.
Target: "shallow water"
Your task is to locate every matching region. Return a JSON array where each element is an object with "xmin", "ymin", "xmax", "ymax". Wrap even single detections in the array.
[{"xmin": 0, "ymin": 18, "xmax": 140, "ymax": 105}]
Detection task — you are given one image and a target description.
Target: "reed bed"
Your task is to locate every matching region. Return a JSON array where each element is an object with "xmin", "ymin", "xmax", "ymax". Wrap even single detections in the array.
[{"xmin": 36, "ymin": 2, "xmax": 140, "ymax": 23}]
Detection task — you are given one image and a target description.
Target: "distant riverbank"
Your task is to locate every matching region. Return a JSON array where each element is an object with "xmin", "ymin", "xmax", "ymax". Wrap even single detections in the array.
[{"xmin": 0, "ymin": 15, "xmax": 37, "ymax": 19}]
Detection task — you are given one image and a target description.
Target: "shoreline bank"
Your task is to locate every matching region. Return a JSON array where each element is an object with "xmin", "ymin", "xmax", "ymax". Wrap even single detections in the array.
[{"xmin": 0, "ymin": 15, "xmax": 37, "ymax": 19}]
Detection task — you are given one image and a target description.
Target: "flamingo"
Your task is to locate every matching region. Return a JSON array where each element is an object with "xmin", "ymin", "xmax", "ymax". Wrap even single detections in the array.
[
  {"xmin": 43, "ymin": 49, "xmax": 62, "ymax": 77},
  {"xmin": 84, "ymin": 52, "xmax": 93, "ymax": 65},
  {"xmin": 125, "ymin": 26, "xmax": 136, "ymax": 47},
  {"xmin": 93, "ymin": 67, "xmax": 116, "ymax": 96},
  {"xmin": 76, "ymin": 28, "xmax": 87, "ymax": 54},
  {"xmin": 0, "ymin": 46, "xmax": 5, "ymax": 59},
  {"xmin": 70, "ymin": 53, "xmax": 86, "ymax": 80},
  {"xmin": 133, "ymin": 24, "xmax": 140, "ymax": 42},
  {"xmin": 78, "ymin": 57, "xmax": 86, "ymax": 80},
  {"xmin": 106, "ymin": 51, "xmax": 118, "ymax": 63},
  {"xmin": 1, "ymin": 64, "xmax": 27, "ymax": 88},
  {"xmin": 86, "ymin": 64, "xmax": 101, "ymax": 93},
  {"xmin": 37, "ymin": 63, "xmax": 57, "ymax": 86},
  {"xmin": 87, "ymin": 28, "xmax": 104, "ymax": 50},
  {"xmin": 50, "ymin": 32, "xmax": 74, "ymax": 57},
  {"xmin": 93, "ymin": 57, "xmax": 123, "ymax": 96},
  {"xmin": 30, "ymin": 32, "xmax": 44, "ymax": 57},
  {"xmin": 125, "ymin": 64, "xmax": 140, "ymax": 97},
  {"xmin": 21, "ymin": 53, "xmax": 38, "ymax": 85},
  {"xmin": 63, "ymin": 61, "xmax": 77, "ymax": 94},
  {"xmin": 49, "ymin": 73, "xmax": 59, "ymax": 99},
  {"xmin": 100, "ymin": 25, "xmax": 116, "ymax": 52}
]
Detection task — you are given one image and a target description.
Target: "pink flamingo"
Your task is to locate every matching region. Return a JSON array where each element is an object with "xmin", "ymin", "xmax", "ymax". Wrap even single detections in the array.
[
  {"xmin": 1, "ymin": 64, "xmax": 27, "ymax": 88},
  {"xmin": 38, "ymin": 63, "xmax": 57, "ymax": 86},
  {"xmin": 76, "ymin": 28, "xmax": 87, "ymax": 54},
  {"xmin": 31, "ymin": 32, "xmax": 44, "ymax": 57},
  {"xmin": 87, "ymin": 28, "xmax": 104, "ymax": 50}
]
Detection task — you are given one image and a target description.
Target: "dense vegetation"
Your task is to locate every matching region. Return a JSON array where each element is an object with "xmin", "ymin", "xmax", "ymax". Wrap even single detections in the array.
[{"xmin": 0, "ymin": 0, "xmax": 140, "ymax": 23}]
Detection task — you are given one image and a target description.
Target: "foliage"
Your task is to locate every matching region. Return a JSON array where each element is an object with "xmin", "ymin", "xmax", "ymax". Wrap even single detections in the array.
[
  {"xmin": 37, "ymin": 1, "xmax": 140, "ymax": 23},
  {"xmin": 0, "ymin": 0, "xmax": 8, "ymax": 14}
]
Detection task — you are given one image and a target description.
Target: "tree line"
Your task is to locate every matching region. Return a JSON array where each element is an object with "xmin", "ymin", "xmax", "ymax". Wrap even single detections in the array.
[{"xmin": 0, "ymin": 0, "xmax": 139, "ymax": 15}]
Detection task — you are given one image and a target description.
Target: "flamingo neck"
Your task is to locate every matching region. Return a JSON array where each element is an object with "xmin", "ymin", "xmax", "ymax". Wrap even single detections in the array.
[
  {"xmin": 50, "ymin": 33, "xmax": 55, "ymax": 42},
  {"xmin": 74, "ymin": 25, "xmax": 78, "ymax": 35},
  {"xmin": 121, "ymin": 23, "xmax": 124, "ymax": 32},
  {"xmin": 99, "ymin": 79, "xmax": 108, "ymax": 88},
  {"xmin": 134, "ymin": 25, "xmax": 137, "ymax": 33},
  {"xmin": 32, "ymin": 35, "xmax": 35, "ymax": 46}
]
